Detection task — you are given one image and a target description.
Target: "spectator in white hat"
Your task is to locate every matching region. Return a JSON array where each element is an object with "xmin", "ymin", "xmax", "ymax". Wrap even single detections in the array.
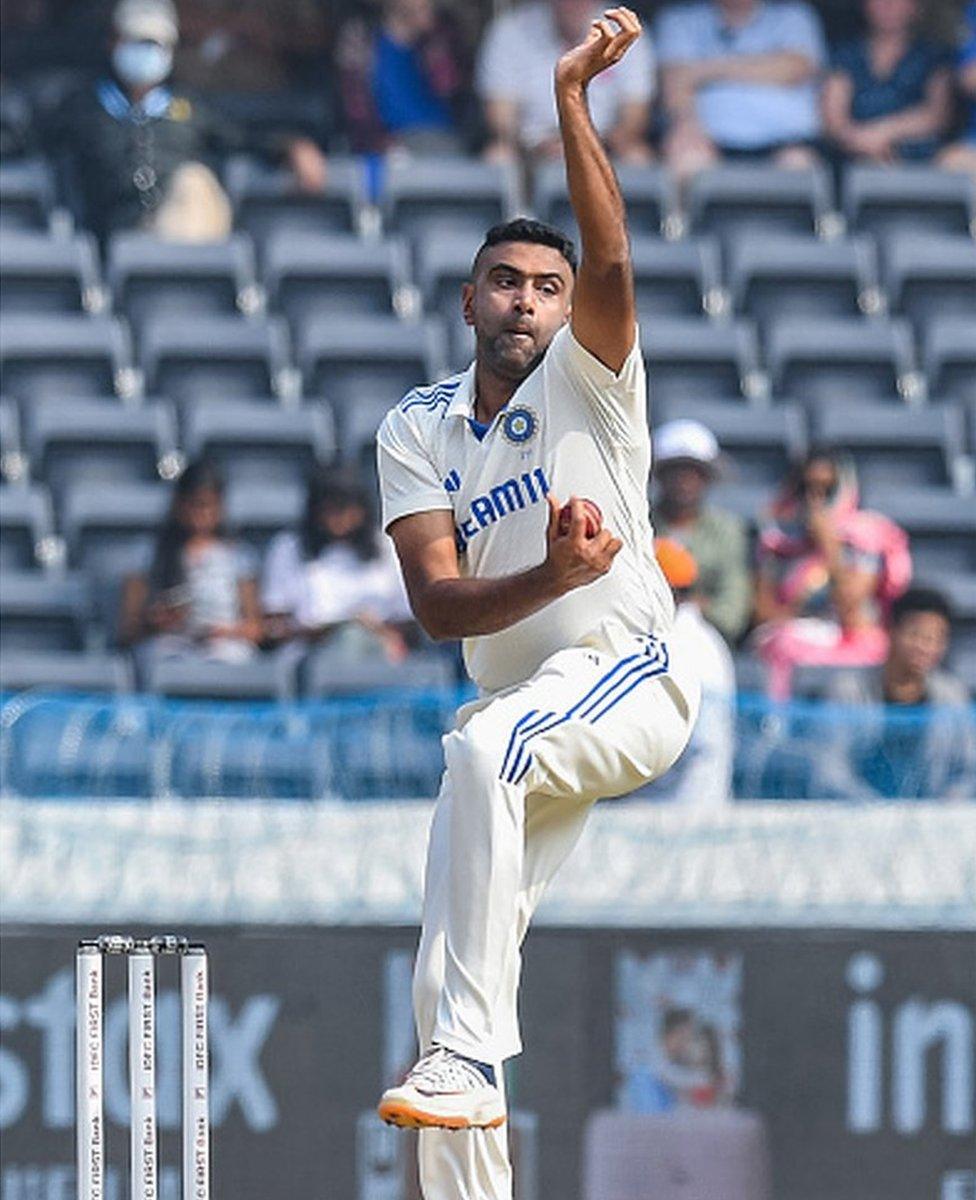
[{"xmin": 653, "ymin": 418, "xmax": 751, "ymax": 644}]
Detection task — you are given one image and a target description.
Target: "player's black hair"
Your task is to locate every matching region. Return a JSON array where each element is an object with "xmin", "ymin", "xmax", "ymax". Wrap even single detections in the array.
[
  {"xmin": 149, "ymin": 459, "xmax": 227, "ymax": 593},
  {"xmin": 471, "ymin": 218, "xmax": 578, "ymax": 277},
  {"xmin": 300, "ymin": 465, "xmax": 380, "ymax": 564},
  {"xmin": 890, "ymin": 586, "xmax": 953, "ymax": 628}
]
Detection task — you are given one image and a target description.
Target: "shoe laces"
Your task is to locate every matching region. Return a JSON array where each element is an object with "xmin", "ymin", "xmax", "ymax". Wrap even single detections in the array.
[{"xmin": 405, "ymin": 1046, "xmax": 491, "ymax": 1094}]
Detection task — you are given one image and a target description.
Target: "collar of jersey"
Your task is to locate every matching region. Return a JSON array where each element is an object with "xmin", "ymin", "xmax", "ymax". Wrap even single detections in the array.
[{"xmin": 444, "ymin": 362, "xmax": 478, "ymax": 420}]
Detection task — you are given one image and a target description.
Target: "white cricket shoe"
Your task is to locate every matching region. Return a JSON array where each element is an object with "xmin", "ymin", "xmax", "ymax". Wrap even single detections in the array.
[{"xmin": 377, "ymin": 1045, "xmax": 506, "ymax": 1131}]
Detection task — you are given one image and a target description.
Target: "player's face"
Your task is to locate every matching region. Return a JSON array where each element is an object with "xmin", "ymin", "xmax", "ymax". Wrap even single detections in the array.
[
  {"xmin": 463, "ymin": 242, "xmax": 574, "ymax": 382},
  {"xmin": 890, "ymin": 611, "xmax": 949, "ymax": 677}
]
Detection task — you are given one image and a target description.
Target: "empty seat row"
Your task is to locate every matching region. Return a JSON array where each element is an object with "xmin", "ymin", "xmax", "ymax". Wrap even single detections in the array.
[
  {"xmin": 2, "ymin": 310, "xmax": 973, "ymax": 413},
  {"xmin": 4, "ymin": 226, "xmax": 973, "ymax": 342}
]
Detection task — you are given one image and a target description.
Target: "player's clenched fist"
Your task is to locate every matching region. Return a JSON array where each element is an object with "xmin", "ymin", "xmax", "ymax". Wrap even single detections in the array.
[
  {"xmin": 543, "ymin": 494, "xmax": 622, "ymax": 594},
  {"xmin": 555, "ymin": 7, "xmax": 642, "ymax": 90}
]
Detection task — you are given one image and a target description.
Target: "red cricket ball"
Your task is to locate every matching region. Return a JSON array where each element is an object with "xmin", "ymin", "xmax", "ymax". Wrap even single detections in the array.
[{"xmin": 557, "ymin": 498, "xmax": 603, "ymax": 538}]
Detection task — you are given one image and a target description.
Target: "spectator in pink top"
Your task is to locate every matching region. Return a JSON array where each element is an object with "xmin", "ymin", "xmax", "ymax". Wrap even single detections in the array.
[{"xmin": 751, "ymin": 447, "xmax": 912, "ymax": 701}]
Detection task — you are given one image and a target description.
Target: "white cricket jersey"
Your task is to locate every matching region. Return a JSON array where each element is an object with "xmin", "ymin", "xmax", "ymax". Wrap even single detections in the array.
[{"xmin": 376, "ymin": 323, "xmax": 675, "ymax": 694}]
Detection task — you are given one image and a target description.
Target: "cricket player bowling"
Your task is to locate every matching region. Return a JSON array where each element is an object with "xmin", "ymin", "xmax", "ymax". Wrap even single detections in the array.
[{"xmin": 376, "ymin": 9, "xmax": 701, "ymax": 1196}]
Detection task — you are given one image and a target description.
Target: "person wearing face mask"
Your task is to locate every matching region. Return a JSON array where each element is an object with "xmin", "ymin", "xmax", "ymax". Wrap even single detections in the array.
[{"xmin": 41, "ymin": 0, "xmax": 328, "ymax": 241}]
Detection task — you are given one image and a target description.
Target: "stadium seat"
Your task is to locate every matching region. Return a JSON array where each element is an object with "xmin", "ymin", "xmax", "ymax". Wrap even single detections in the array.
[
  {"xmin": 303, "ymin": 646, "xmax": 454, "ymax": 697},
  {"xmin": 382, "ymin": 157, "xmax": 518, "ymax": 244},
  {"xmin": 25, "ymin": 398, "xmax": 178, "ymax": 506},
  {"xmin": 225, "ymin": 154, "xmax": 364, "ymax": 248},
  {"xmin": 767, "ymin": 317, "xmax": 915, "ymax": 404},
  {"xmin": 146, "ymin": 651, "xmax": 298, "ymax": 701},
  {"xmin": 0, "ymin": 484, "xmax": 53, "ymax": 570},
  {"xmin": 883, "ymin": 234, "xmax": 976, "ymax": 331},
  {"xmin": 656, "ymin": 398, "xmax": 805, "ymax": 485},
  {"xmin": 811, "ymin": 403, "xmax": 961, "ymax": 492},
  {"xmin": 641, "ymin": 318, "xmax": 761, "ymax": 404},
  {"xmin": 844, "ymin": 165, "xmax": 976, "ymax": 239},
  {"xmin": 861, "ymin": 486, "xmax": 976, "ymax": 577},
  {"xmin": 62, "ymin": 479, "xmax": 169, "ymax": 580},
  {"xmin": 182, "ymin": 400, "xmax": 336, "ymax": 487},
  {"xmin": 583, "ymin": 1109, "xmax": 772, "ymax": 1200},
  {"xmin": 631, "ymin": 236, "xmax": 722, "ymax": 320},
  {"xmin": 534, "ymin": 161, "xmax": 677, "ymax": 238},
  {"xmin": 224, "ymin": 479, "xmax": 304, "ymax": 551},
  {"xmin": 0, "ymin": 649, "xmax": 133, "ymax": 694},
  {"xmin": 140, "ymin": 314, "xmax": 290, "ymax": 404},
  {"xmin": 0, "ymin": 570, "xmax": 92, "ymax": 652},
  {"xmin": 729, "ymin": 235, "xmax": 878, "ymax": 328},
  {"xmin": 0, "ymin": 314, "xmax": 133, "ymax": 402},
  {"xmin": 687, "ymin": 165, "xmax": 834, "ymax": 243},
  {"xmin": 264, "ymin": 232, "xmax": 406, "ymax": 324},
  {"xmin": 923, "ymin": 317, "xmax": 976, "ymax": 403},
  {"xmin": 417, "ymin": 229, "xmax": 481, "ymax": 321},
  {"xmin": 0, "ymin": 231, "xmax": 102, "ymax": 314},
  {"xmin": 0, "ymin": 158, "xmax": 56, "ymax": 232},
  {"xmin": 298, "ymin": 315, "xmax": 447, "ymax": 458},
  {"xmin": 107, "ymin": 233, "xmax": 258, "ymax": 330}
]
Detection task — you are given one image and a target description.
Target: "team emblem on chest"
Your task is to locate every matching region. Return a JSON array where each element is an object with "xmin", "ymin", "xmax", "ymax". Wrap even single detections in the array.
[{"xmin": 501, "ymin": 406, "xmax": 538, "ymax": 446}]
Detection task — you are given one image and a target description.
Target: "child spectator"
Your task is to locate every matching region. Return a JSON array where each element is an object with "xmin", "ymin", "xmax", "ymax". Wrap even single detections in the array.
[
  {"xmin": 823, "ymin": 587, "xmax": 976, "ymax": 799},
  {"xmin": 939, "ymin": 1, "xmax": 976, "ymax": 172},
  {"xmin": 822, "ymin": 0, "xmax": 953, "ymax": 163},
  {"xmin": 337, "ymin": 0, "xmax": 472, "ymax": 155},
  {"xmin": 653, "ymin": 419, "xmax": 751, "ymax": 645},
  {"xmin": 262, "ymin": 468, "xmax": 414, "ymax": 662},
  {"xmin": 656, "ymin": 0, "xmax": 825, "ymax": 182},
  {"xmin": 119, "ymin": 459, "xmax": 262, "ymax": 667},
  {"xmin": 752, "ymin": 447, "xmax": 911, "ymax": 701},
  {"xmin": 477, "ymin": 0, "xmax": 655, "ymax": 163}
]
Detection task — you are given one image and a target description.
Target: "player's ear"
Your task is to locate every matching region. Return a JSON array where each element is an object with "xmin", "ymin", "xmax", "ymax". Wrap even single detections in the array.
[{"xmin": 461, "ymin": 281, "xmax": 476, "ymax": 328}]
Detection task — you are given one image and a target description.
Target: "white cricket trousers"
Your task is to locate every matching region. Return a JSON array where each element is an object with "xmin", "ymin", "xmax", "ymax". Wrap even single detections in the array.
[{"xmin": 411, "ymin": 632, "xmax": 700, "ymax": 1200}]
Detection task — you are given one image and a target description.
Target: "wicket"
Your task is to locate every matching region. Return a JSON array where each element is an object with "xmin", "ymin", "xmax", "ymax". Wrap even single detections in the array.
[{"xmin": 75, "ymin": 934, "xmax": 210, "ymax": 1200}]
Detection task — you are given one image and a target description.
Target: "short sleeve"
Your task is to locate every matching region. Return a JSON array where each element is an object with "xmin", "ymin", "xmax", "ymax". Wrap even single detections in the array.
[
  {"xmin": 376, "ymin": 407, "xmax": 453, "ymax": 531},
  {"xmin": 779, "ymin": 3, "xmax": 827, "ymax": 66},
  {"xmin": 475, "ymin": 11, "xmax": 519, "ymax": 100},
  {"xmin": 544, "ymin": 324, "xmax": 646, "ymax": 444},
  {"xmin": 654, "ymin": 7, "xmax": 700, "ymax": 66}
]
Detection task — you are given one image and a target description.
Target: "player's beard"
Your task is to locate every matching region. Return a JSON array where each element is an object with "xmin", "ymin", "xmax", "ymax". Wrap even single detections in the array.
[{"xmin": 478, "ymin": 327, "xmax": 551, "ymax": 382}]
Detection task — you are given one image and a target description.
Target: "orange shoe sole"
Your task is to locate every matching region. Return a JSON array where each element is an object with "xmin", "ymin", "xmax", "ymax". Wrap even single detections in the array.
[{"xmin": 377, "ymin": 1099, "xmax": 506, "ymax": 1131}]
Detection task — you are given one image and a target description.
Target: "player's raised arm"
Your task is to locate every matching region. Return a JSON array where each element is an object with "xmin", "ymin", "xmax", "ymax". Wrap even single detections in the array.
[{"xmin": 555, "ymin": 7, "xmax": 642, "ymax": 374}]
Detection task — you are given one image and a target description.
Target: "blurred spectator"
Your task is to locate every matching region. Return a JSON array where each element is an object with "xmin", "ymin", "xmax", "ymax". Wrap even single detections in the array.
[
  {"xmin": 637, "ymin": 537, "xmax": 735, "ymax": 805},
  {"xmin": 822, "ymin": 0, "xmax": 953, "ymax": 164},
  {"xmin": 656, "ymin": 0, "xmax": 826, "ymax": 182},
  {"xmin": 939, "ymin": 1, "xmax": 976, "ymax": 172},
  {"xmin": 476, "ymin": 0, "xmax": 655, "ymax": 163},
  {"xmin": 119, "ymin": 460, "xmax": 262, "ymax": 668},
  {"xmin": 336, "ymin": 0, "xmax": 472, "ymax": 155},
  {"xmin": 752, "ymin": 447, "xmax": 912, "ymax": 701},
  {"xmin": 653, "ymin": 419, "xmax": 751, "ymax": 644},
  {"xmin": 262, "ymin": 468, "xmax": 415, "ymax": 663},
  {"xmin": 174, "ymin": 0, "xmax": 329, "ymax": 95},
  {"xmin": 823, "ymin": 587, "xmax": 976, "ymax": 799},
  {"xmin": 39, "ymin": 0, "xmax": 327, "ymax": 241}
]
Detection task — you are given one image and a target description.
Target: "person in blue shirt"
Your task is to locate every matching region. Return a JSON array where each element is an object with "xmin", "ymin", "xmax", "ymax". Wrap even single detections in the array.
[
  {"xmin": 939, "ymin": 1, "xmax": 976, "ymax": 172},
  {"xmin": 336, "ymin": 0, "xmax": 471, "ymax": 155},
  {"xmin": 822, "ymin": 0, "xmax": 953, "ymax": 162},
  {"xmin": 656, "ymin": 0, "xmax": 827, "ymax": 183}
]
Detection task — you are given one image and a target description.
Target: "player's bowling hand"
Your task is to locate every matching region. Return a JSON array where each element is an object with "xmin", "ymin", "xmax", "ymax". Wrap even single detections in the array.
[
  {"xmin": 543, "ymin": 494, "xmax": 622, "ymax": 593},
  {"xmin": 555, "ymin": 7, "xmax": 642, "ymax": 91}
]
